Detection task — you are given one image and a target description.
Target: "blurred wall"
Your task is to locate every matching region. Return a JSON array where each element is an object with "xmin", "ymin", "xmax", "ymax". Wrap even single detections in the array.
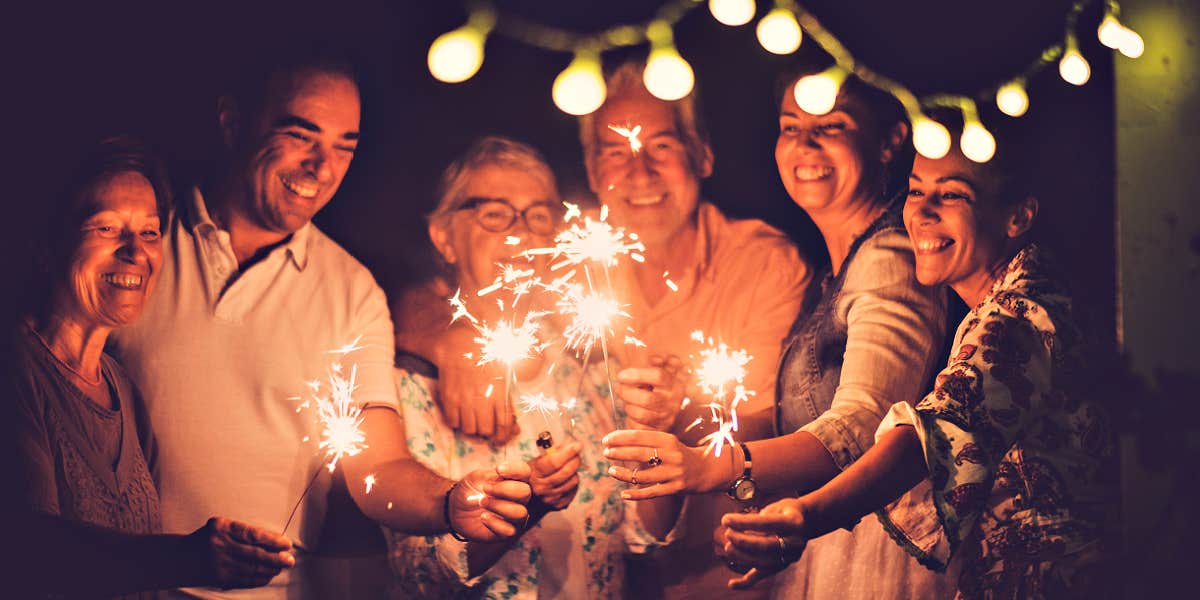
[{"xmin": 1115, "ymin": 0, "xmax": 1200, "ymax": 596}]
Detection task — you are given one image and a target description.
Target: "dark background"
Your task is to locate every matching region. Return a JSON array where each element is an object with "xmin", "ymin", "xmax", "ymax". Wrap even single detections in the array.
[{"xmin": 9, "ymin": 0, "xmax": 1116, "ymax": 348}]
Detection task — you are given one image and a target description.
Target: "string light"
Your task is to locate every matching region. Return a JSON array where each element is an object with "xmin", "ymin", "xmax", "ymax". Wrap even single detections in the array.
[
  {"xmin": 995, "ymin": 80, "xmax": 1029, "ymax": 117},
  {"xmin": 756, "ymin": 7, "xmax": 802, "ymax": 55},
  {"xmin": 1118, "ymin": 29, "xmax": 1144, "ymax": 58},
  {"xmin": 958, "ymin": 100, "xmax": 996, "ymax": 163},
  {"xmin": 433, "ymin": 0, "xmax": 1145, "ymax": 142},
  {"xmin": 1059, "ymin": 41, "xmax": 1091, "ymax": 86},
  {"xmin": 553, "ymin": 51, "xmax": 607, "ymax": 115},
  {"xmin": 793, "ymin": 65, "xmax": 846, "ymax": 115},
  {"xmin": 912, "ymin": 115, "xmax": 952, "ymax": 160},
  {"xmin": 427, "ymin": 9, "xmax": 496, "ymax": 83},
  {"xmin": 709, "ymin": 0, "xmax": 757, "ymax": 27},
  {"xmin": 643, "ymin": 20, "xmax": 695, "ymax": 101}
]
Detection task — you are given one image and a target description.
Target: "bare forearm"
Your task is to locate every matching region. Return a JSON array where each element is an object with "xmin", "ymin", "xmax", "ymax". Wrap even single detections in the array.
[
  {"xmin": 746, "ymin": 431, "xmax": 842, "ymax": 495},
  {"xmin": 635, "ymin": 494, "xmax": 684, "ymax": 541},
  {"xmin": 349, "ymin": 457, "xmax": 455, "ymax": 533},
  {"xmin": 803, "ymin": 426, "xmax": 927, "ymax": 538}
]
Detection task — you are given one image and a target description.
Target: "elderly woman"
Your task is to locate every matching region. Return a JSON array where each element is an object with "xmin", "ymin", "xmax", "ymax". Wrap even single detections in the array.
[
  {"xmin": 603, "ymin": 62, "xmax": 959, "ymax": 597},
  {"xmin": 721, "ymin": 117, "xmax": 1112, "ymax": 599},
  {"xmin": 386, "ymin": 136, "xmax": 677, "ymax": 598},
  {"xmin": 7, "ymin": 137, "xmax": 296, "ymax": 598}
]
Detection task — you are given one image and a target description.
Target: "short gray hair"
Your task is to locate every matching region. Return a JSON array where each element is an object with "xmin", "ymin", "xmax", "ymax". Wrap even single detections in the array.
[
  {"xmin": 578, "ymin": 59, "xmax": 711, "ymax": 178},
  {"xmin": 428, "ymin": 136, "xmax": 559, "ymax": 229}
]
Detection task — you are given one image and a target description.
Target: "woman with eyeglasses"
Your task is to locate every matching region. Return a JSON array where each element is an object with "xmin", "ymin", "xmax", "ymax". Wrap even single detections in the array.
[{"xmin": 383, "ymin": 136, "xmax": 650, "ymax": 598}]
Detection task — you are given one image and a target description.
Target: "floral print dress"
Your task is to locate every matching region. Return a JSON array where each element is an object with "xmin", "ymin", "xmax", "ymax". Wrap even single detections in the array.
[
  {"xmin": 875, "ymin": 245, "xmax": 1113, "ymax": 599},
  {"xmin": 386, "ymin": 348, "xmax": 648, "ymax": 599}
]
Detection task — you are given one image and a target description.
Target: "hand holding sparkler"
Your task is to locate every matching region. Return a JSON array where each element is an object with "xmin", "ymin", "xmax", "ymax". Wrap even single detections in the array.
[
  {"xmin": 602, "ymin": 429, "xmax": 742, "ymax": 501},
  {"xmin": 528, "ymin": 437, "xmax": 583, "ymax": 513},
  {"xmin": 616, "ymin": 355, "xmax": 686, "ymax": 431},
  {"xmin": 186, "ymin": 517, "xmax": 295, "ymax": 590},
  {"xmin": 448, "ymin": 463, "xmax": 535, "ymax": 542}
]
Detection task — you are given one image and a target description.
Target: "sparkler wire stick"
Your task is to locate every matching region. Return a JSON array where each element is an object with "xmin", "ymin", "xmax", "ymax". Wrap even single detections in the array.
[{"xmin": 282, "ymin": 468, "xmax": 323, "ymax": 535}]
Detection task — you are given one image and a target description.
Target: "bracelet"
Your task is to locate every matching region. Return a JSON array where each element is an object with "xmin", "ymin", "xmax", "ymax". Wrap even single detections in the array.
[{"xmin": 443, "ymin": 481, "xmax": 469, "ymax": 541}]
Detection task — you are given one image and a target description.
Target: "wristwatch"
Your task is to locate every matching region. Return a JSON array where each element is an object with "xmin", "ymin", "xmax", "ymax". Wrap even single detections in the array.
[{"xmin": 727, "ymin": 443, "xmax": 757, "ymax": 502}]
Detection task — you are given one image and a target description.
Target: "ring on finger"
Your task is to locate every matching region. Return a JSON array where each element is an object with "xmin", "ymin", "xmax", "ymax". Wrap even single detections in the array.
[
  {"xmin": 631, "ymin": 466, "xmax": 640, "ymax": 486},
  {"xmin": 776, "ymin": 535, "xmax": 791, "ymax": 565},
  {"xmin": 647, "ymin": 447, "xmax": 663, "ymax": 467}
]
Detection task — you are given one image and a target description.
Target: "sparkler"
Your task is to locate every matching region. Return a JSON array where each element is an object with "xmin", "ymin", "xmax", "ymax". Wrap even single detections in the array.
[
  {"xmin": 608, "ymin": 123, "xmax": 643, "ymax": 153},
  {"xmin": 687, "ymin": 330, "xmax": 755, "ymax": 457},
  {"xmin": 284, "ymin": 340, "xmax": 372, "ymax": 533}
]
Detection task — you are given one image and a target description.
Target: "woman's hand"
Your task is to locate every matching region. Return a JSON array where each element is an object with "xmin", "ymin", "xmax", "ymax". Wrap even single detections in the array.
[
  {"xmin": 617, "ymin": 355, "xmax": 686, "ymax": 432},
  {"xmin": 449, "ymin": 463, "xmax": 533, "ymax": 542},
  {"xmin": 435, "ymin": 322, "xmax": 520, "ymax": 443},
  {"xmin": 719, "ymin": 497, "xmax": 814, "ymax": 589},
  {"xmin": 528, "ymin": 440, "xmax": 582, "ymax": 512},
  {"xmin": 190, "ymin": 517, "xmax": 294, "ymax": 589},
  {"xmin": 602, "ymin": 429, "xmax": 736, "ymax": 500}
]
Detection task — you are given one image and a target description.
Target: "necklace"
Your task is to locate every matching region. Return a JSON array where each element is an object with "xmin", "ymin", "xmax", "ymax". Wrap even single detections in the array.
[{"xmin": 27, "ymin": 322, "xmax": 104, "ymax": 388}]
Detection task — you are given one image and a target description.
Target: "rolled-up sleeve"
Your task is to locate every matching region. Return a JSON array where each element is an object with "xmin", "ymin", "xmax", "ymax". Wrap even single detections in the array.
[
  {"xmin": 799, "ymin": 230, "xmax": 947, "ymax": 470},
  {"xmin": 351, "ymin": 279, "xmax": 401, "ymax": 413},
  {"xmin": 874, "ymin": 303, "xmax": 1055, "ymax": 570}
]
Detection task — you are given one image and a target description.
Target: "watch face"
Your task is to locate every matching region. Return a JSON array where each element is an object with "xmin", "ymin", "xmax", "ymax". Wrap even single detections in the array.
[{"xmin": 734, "ymin": 478, "xmax": 757, "ymax": 501}]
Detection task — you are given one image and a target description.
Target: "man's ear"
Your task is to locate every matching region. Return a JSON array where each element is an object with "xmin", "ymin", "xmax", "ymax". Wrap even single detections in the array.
[
  {"xmin": 694, "ymin": 142, "xmax": 715, "ymax": 179},
  {"xmin": 428, "ymin": 221, "xmax": 456, "ymax": 265},
  {"xmin": 881, "ymin": 121, "xmax": 910, "ymax": 165},
  {"xmin": 1006, "ymin": 195, "xmax": 1039, "ymax": 239},
  {"xmin": 217, "ymin": 95, "xmax": 239, "ymax": 149}
]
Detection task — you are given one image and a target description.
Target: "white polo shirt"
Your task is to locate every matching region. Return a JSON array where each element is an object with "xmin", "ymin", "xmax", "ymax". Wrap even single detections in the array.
[{"xmin": 112, "ymin": 188, "xmax": 397, "ymax": 598}]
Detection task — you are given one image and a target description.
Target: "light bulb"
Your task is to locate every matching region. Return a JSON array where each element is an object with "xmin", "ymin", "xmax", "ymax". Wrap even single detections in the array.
[
  {"xmin": 644, "ymin": 47, "xmax": 695, "ymax": 101},
  {"xmin": 428, "ymin": 27, "xmax": 485, "ymax": 83},
  {"xmin": 1059, "ymin": 49, "xmax": 1091, "ymax": 86},
  {"xmin": 756, "ymin": 9, "xmax": 802, "ymax": 55},
  {"xmin": 1118, "ymin": 29, "xmax": 1144, "ymax": 58},
  {"xmin": 553, "ymin": 55, "xmax": 607, "ymax": 116},
  {"xmin": 709, "ymin": 0, "xmax": 756, "ymax": 27},
  {"xmin": 792, "ymin": 68, "xmax": 845, "ymax": 115},
  {"xmin": 912, "ymin": 117, "xmax": 951, "ymax": 160},
  {"xmin": 995, "ymin": 82, "xmax": 1029, "ymax": 117},
  {"xmin": 1097, "ymin": 14, "xmax": 1124, "ymax": 48},
  {"xmin": 960, "ymin": 121, "xmax": 996, "ymax": 163}
]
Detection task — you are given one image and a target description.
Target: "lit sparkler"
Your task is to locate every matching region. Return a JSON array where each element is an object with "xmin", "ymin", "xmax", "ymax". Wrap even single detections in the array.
[{"xmin": 689, "ymin": 330, "xmax": 755, "ymax": 457}]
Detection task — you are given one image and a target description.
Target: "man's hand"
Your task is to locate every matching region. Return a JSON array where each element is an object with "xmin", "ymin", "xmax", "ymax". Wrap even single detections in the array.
[
  {"xmin": 617, "ymin": 355, "xmax": 686, "ymax": 432},
  {"xmin": 529, "ymin": 440, "xmax": 582, "ymax": 512},
  {"xmin": 435, "ymin": 321, "xmax": 519, "ymax": 443},
  {"xmin": 449, "ymin": 463, "xmax": 533, "ymax": 542},
  {"xmin": 190, "ymin": 517, "xmax": 294, "ymax": 590}
]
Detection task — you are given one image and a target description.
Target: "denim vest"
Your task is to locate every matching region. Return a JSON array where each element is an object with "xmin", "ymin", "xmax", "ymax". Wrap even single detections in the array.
[{"xmin": 775, "ymin": 205, "xmax": 906, "ymax": 434}]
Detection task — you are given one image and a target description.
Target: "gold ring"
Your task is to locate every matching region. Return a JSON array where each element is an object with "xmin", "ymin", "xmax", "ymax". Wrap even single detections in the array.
[
  {"xmin": 777, "ymin": 535, "xmax": 789, "ymax": 565},
  {"xmin": 631, "ymin": 466, "xmax": 640, "ymax": 486}
]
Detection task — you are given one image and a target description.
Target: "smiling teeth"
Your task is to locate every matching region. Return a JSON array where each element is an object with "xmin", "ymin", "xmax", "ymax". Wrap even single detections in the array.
[
  {"xmin": 281, "ymin": 176, "xmax": 318, "ymax": 199},
  {"xmin": 102, "ymin": 273, "xmax": 143, "ymax": 289},
  {"xmin": 914, "ymin": 238, "xmax": 953, "ymax": 252},
  {"xmin": 794, "ymin": 166, "xmax": 833, "ymax": 181},
  {"xmin": 628, "ymin": 195, "xmax": 663, "ymax": 206}
]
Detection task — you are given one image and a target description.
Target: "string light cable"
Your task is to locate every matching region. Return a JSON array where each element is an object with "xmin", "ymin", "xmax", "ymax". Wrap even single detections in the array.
[{"xmin": 428, "ymin": 0, "xmax": 1143, "ymax": 161}]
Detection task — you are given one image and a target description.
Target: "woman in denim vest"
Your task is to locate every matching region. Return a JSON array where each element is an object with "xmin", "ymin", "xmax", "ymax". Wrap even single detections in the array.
[{"xmin": 604, "ymin": 62, "xmax": 956, "ymax": 598}]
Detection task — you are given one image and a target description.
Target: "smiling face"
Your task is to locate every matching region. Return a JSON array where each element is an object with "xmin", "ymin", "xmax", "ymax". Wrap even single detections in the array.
[
  {"xmin": 431, "ymin": 163, "xmax": 559, "ymax": 296},
  {"xmin": 776, "ymin": 84, "xmax": 893, "ymax": 218},
  {"xmin": 904, "ymin": 149, "xmax": 1019, "ymax": 301},
  {"xmin": 586, "ymin": 87, "xmax": 711, "ymax": 247},
  {"xmin": 60, "ymin": 171, "xmax": 163, "ymax": 329},
  {"xmin": 228, "ymin": 68, "xmax": 360, "ymax": 235}
]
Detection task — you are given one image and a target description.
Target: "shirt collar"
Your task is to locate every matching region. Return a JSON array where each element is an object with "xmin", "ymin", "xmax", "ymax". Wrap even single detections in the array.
[
  {"xmin": 692, "ymin": 202, "xmax": 720, "ymax": 280},
  {"xmin": 186, "ymin": 186, "xmax": 312, "ymax": 272}
]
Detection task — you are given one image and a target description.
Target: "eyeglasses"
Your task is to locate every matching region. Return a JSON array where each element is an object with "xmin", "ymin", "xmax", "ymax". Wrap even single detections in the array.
[{"xmin": 457, "ymin": 197, "xmax": 562, "ymax": 235}]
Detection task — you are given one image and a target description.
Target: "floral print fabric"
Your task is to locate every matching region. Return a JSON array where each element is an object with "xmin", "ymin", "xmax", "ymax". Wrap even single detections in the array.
[{"xmin": 876, "ymin": 245, "xmax": 1113, "ymax": 599}]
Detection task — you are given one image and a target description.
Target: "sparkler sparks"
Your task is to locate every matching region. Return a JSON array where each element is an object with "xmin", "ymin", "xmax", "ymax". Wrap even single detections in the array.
[
  {"xmin": 519, "ymin": 392, "xmax": 560, "ymax": 421},
  {"xmin": 364, "ymin": 474, "xmax": 377, "ymax": 495},
  {"xmin": 607, "ymin": 123, "xmax": 643, "ymax": 153},
  {"xmin": 557, "ymin": 283, "xmax": 627, "ymax": 357},
  {"xmin": 522, "ymin": 206, "xmax": 646, "ymax": 270},
  {"xmin": 689, "ymin": 331, "xmax": 755, "ymax": 457},
  {"xmin": 312, "ymin": 361, "xmax": 369, "ymax": 472},
  {"xmin": 475, "ymin": 317, "xmax": 547, "ymax": 369}
]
